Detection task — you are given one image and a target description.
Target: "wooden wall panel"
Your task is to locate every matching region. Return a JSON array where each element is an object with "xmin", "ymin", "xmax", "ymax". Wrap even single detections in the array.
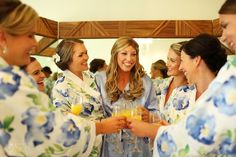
[
  {"xmin": 175, "ymin": 20, "xmax": 213, "ymax": 37},
  {"xmin": 35, "ymin": 17, "xmax": 222, "ymax": 56},
  {"xmin": 33, "ymin": 47, "xmax": 56, "ymax": 57},
  {"xmin": 59, "ymin": 20, "xmax": 214, "ymax": 39},
  {"xmin": 213, "ymin": 18, "xmax": 222, "ymax": 36},
  {"xmin": 36, "ymin": 17, "xmax": 58, "ymax": 38}
]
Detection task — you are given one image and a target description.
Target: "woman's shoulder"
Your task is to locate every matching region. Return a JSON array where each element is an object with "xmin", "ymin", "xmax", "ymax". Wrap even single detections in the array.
[
  {"xmin": 142, "ymin": 74, "xmax": 152, "ymax": 82},
  {"xmin": 94, "ymin": 71, "xmax": 106, "ymax": 81}
]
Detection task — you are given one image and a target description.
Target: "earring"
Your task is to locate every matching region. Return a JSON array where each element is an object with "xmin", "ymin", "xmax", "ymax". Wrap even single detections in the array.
[{"xmin": 2, "ymin": 46, "xmax": 8, "ymax": 54}]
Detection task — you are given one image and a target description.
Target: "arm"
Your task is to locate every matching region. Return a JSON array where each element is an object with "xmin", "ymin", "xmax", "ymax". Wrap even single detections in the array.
[
  {"xmin": 0, "ymin": 68, "xmax": 96, "ymax": 156},
  {"xmin": 153, "ymin": 64, "xmax": 236, "ymax": 157}
]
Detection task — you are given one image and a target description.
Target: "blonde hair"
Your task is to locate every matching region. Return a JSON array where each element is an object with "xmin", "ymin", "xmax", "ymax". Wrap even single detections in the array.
[
  {"xmin": 170, "ymin": 41, "xmax": 188, "ymax": 56},
  {"xmin": 0, "ymin": 3, "xmax": 38, "ymax": 35},
  {"xmin": 105, "ymin": 36, "xmax": 145, "ymax": 102}
]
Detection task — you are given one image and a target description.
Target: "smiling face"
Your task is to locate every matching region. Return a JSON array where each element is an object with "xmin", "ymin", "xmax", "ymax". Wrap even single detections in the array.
[
  {"xmin": 1, "ymin": 27, "xmax": 37, "ymax": 66},
  {"xmin": 179, "ymin": 51, "xmax": 197, "ymax": 85},
  {"xmin": 117, "ymin": 45, "xmax": 137, "ymax": 72},
  {"xmin": 166, "ymin": 48, "xmax": 182, "ymax": 77},
  {"xmin": 68, "ymin": 43, "xmax": 89, "ymax": 73},
  {"xmin": 25, "ymin": 60, "xmax": 46, "ymax": 91},
  {"xmin": 220, "ymin": 14, "xmax": 236, "ymax": 53}
]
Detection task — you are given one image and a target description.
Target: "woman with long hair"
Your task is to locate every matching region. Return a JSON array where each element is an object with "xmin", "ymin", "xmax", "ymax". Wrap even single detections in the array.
[{"xmin": 95, "ymin": 36, "xmax": 157, "ymax": 157}]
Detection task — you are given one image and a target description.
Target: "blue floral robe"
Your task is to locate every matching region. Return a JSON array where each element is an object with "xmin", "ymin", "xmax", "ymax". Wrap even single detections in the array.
[
  {"xmin": 95, "ymin": 71, "xmax": 157, "ymax": 157},
  {"xmin": 0, "ymin": 58, "xmax": 96, "ymax": 156},
  {"xmin": 153, "ymin": 77, "xmax": 196, "ymax": 124},
  {"xmin": 153, "ymin": 56, "xmax": 236, "ymax": 157},
  {"xmin": 52, "ymin": 70, "xmax": 104, "ymax": 156}
]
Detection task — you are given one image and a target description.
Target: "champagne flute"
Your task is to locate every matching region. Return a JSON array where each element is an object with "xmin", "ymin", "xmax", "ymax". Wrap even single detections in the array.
[
  {"xmin": 131, "ymin": 104, "xmax": 142, "ymax": 152},
  {"xmin": 110, "ymin": 105, "xmax": 124, "ymax": 153},
  {"xmin": 148, "ymin": 110, "xmax": 160, "ymax": 150},
  {"xmin": 71, "ymin": 94, "xmax": 83, "ymax": 116}
]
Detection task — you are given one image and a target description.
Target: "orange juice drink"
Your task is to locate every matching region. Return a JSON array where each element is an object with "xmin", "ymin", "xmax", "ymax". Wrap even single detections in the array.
[
  {"xmin": 121, "ymin": 109, "xmax": 132, "ymax": 118},
  {"xmin": 132, "ymin": 115, "xmax": 142, "ymax": 121},
  {"xmin": 71, "ymin": 104, "xmax": 83, "ymax": 115}
]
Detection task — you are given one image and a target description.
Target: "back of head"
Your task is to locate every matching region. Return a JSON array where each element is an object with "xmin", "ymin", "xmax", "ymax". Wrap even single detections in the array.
[
  {"xmin": 152, "ymin": 59, "xmax": 168, "ymax": 78},
  {"xmin": 182, "ymin": 34, "xmax": 227, "ymax": 74},
  {"xmin": 42, "ymin": 66, "xmax": 52, "ymax": 75},
  {"xmin": 219, "ymin": 0, "xmax": 236, "ymax": 14},
  {"xmin": 55, "ymin": 39, "xmax": 84, "ymax": 71},
  {"xmin": 89, "ymin": 58, "xmax": 105, "ymax": 73},
  {"xmin": 0, "ymin": 0, "xmax": 38, "ymax": 36}
]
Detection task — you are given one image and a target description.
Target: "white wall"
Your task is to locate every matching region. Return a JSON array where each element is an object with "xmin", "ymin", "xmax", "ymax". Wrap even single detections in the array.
[{"xmin": 22, "ymin": 0, "xmax": 225, "ymax": 21}]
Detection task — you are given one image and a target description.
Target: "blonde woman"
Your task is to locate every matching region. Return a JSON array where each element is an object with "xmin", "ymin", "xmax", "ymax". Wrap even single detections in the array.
[
  {"xmin": 151, "ymin": 42, "xmax": 198, "ymax": 124},
  {"xmin": 95, "ymin": 36, "xmax": 157, "ymax": 157}
]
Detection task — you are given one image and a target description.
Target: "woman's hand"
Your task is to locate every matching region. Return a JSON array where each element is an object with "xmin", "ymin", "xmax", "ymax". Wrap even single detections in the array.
[
  {"xmin": 97, "ymin": 116, "xmax": 126, "ymax": 134},
  {"xmin": 127, "ymin": 118, "xmax": 161, "ymax": 139},
  {"xmin": 138, "ymin": 106, "xmax": 149, "ymax": 122},
  {"xmin": 158, "ymin": 119, "xmax": 169, "ymax": 126}
]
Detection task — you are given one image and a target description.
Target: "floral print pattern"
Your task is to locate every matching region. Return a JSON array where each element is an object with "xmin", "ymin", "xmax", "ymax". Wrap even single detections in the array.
[
  {"xmin": 0, "ymin": 116, "xmax": 14, "ymax": 147},
  {"xmin": 153, "ymin": 77, "xmax": 196, "ymax": 124},
  {"xmin": 218, "ymin": 135, "xmax": 236, "ymax": 155},
  {"xmin": 186, "ymin": 114, "xmax": 216, "ymax": 145},
  {"xmin": 0, "ymin": 58, "xmax": 96, "ymax": 156},
  {"xmin": 58, "ymin": 119, "xmax": 80, "ymax": 147},
  {"xmin": 156, "ymin": 132, "xmax": 177, "ymax": 157},
  {"xmin": 154, "ymin": 57, "xmax": 236, "ymax": 157},
  {"xmin": 0, "ymin": 67, "xmax": 21, "ymax": 99},
  {"xmin": 52, "ymin": 70, "xmax": 103, "ymax": 120},
  {"xmin": 210, "ymin": 75, "xmax": 236, "ymax": 116},
  {"xmin": 21, "ymin": 107, "xmax": 55, "ymax": 146},
  {"xmin": 52, "ymin": 70, "xmax": 103, "ymax": 156}
]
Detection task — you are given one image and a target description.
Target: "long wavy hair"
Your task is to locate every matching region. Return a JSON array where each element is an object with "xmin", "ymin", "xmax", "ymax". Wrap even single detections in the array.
[{"xmin": 105, "ymin": 36, "xmax": 145, "ymax": 102}]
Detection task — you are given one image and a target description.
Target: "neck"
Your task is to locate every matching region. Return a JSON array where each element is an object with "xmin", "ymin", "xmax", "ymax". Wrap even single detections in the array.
[
  {"xmin": 172, "ymin": 74, "xmax": 187, "ymax": 88},
  {"xmin": 117, "ymin": 68, "xmax": 130, "ymax": 91},
  {"xmin": 70, "ymin": 69, "xmax": 83, "ymax": 80},
  {"xmin": 195, "ymin": 70, "xmax": 215, "ymax": 99}
]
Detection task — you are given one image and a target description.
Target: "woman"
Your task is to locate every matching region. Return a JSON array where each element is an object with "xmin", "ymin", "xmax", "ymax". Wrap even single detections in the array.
[
  {"xmin": 52, "ymin": 39, "xmax": 125, "ymax": 156},
  {"xmin": 0, "ymin": 1, "xmax": 124, "ymax": 156},
  {"xmin": 22, "ymin": 57, "xmax": 46, "ymax": 92},
  {"xmin": 89, "ymin": 58, "xmax": 108, "ymax": 74},
  {"xmin": 129, "ymin": 33, "xmax": 233, "ymax": 156},
  {"xmin": 150, "ymin": 59, "xmax": 168, "ymax": 79},
  {"xmin": 152, "ymin": 41, "xmax": 197, "ymax": 124},
  {"xmin": 95, "ymin": 36, "xmax": 157, "ymax": 157}
]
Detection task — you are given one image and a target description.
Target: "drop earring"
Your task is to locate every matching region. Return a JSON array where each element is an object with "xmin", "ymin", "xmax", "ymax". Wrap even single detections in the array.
[{"xmin": 2, "ymin": 46, "xmax": 8, "ymax": 54}]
